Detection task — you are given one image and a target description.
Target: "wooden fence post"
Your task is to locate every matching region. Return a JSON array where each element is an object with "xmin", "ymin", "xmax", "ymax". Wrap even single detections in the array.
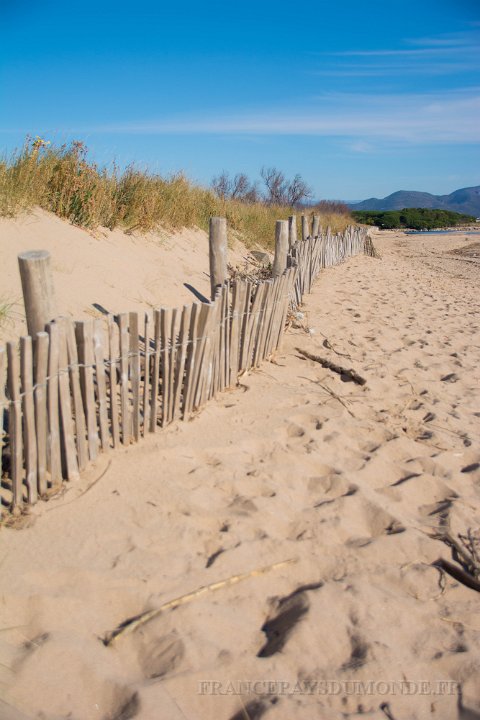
[
  {"xmin": 301, "ymin": 215, "xmax": 309, "ymax": 241},
  {"xmin": 18, "ymin": 250, "xmax": 57, "ymax": 337},
  {"xmin": 209, "ymin": 217, "xmax": 228, "ymax": 300},
  {"xmin": 273, "ymin": 220, "xmax": 288, "ymax": 277},
  {"xmin": 288, "ymin": 215, "xmax": 297, "ymax": 248},
  {"xmin": 312, "ymin": 214, "xmax": 320, "ymax": 238}
]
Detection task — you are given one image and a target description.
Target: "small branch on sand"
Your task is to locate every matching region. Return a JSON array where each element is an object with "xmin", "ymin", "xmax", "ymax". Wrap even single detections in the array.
[
  {"xmin": 296, "ymin": 348, "xmax": 367, "ymax": 386},
  {"xmin": 427, "ymin": 527, "xmax": 480, "ymax": 592},
  {"xmin": 321, "ymin": 336, "xmax": 352, "ymax": 360},
  {"xmin": 316, "ymin": 381, "xmax": 356, "ymax": 418},
  {"xmin": 432, "ymin": 558, "xmax": 480, "ymax": 593},
  {"xmin": 431, "ymin": 529, "xmax": 480, "ymax": 579},
  {"xmin": 299, "ymin": 375, "xmax": 357, "ymax": 418},
  {"xmin": 102, "ymin": 558, "xmax": 296, "ymax": 646}
]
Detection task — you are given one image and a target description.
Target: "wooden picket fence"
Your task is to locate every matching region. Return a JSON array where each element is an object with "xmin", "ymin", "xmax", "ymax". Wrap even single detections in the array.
[{"xmin": 0, "ymin": 223, "xmax": 370, "ymax": 514}]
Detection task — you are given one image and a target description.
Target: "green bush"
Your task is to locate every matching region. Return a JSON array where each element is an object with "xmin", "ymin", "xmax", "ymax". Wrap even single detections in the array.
[{"xmin": 352, "ymin": 207, "xmax": 475, "ymax": 230}]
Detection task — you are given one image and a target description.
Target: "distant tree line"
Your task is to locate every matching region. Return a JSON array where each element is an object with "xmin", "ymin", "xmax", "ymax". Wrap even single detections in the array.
[
  {"xmin": 312, "ymin": 200, "xmax": 351, "ymax": 215},
  {"xmin": 211, "ymin": 169, "xmax": 355, "ymax": 215},
  {"xmin": 211, "ymin": 167, "xmax": 313, "ymax": 206},
  {"xmin": 352, "ymin": 208, "xmax": 476, "ymax": 230}
]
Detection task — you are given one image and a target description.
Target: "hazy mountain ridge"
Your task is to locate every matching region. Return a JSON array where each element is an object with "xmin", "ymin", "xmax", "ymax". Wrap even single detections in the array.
[{"xmin": 349, "ymin": 185, "xmax": 480, "ymax": 216}]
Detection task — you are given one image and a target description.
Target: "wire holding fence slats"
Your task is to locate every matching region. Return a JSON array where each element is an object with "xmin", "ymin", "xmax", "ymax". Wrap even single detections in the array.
[{"xmin": 0, "ymin": 225, "xmax": 369, "ymax": 514}]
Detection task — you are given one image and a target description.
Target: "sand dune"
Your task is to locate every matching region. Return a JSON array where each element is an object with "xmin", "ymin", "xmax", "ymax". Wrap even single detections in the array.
[
  {"xmin": 0, "ymin": 208, "xmax": 249, "ymax": 343},
  {"xmin": 1, "ymin": 221, "xmax": 479, "ymax": 720}
]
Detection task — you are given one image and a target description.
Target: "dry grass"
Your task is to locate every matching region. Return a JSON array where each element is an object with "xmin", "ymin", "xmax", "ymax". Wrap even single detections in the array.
[{"xmin": 0, "ymin": 137, "xmax": 351, "ymax": 249}]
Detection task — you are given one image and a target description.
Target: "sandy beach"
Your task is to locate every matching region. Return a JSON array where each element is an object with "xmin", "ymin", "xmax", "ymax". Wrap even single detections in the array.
[{"xmin": 1, "ymin": 219, "xmax": 479, "ymax": 720}]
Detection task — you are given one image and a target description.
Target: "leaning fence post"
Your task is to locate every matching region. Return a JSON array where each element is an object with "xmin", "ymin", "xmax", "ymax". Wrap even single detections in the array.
[
  {"xmin": 288, "ymin": 215, "xmax": 297, "ymax": 248},
  {"xmin": 18, "ymin": 250, "xmax": 57, "ymax": 337},
  {"xmin": 209, "ymin": 217, "xmax": 228, "ymax": 300},
  {"xmin": 301, "ymin": 214, "xmax": 309, "ymax": 241},
  {"xmin": 273, "ymin": 220, "xmax": 288, "ymax": 277}
]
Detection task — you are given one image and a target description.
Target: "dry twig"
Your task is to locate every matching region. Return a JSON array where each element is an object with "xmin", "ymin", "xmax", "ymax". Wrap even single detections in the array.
[{"xmin": 103, "ymin": 558, "xmax": 296, "ymax": 646}]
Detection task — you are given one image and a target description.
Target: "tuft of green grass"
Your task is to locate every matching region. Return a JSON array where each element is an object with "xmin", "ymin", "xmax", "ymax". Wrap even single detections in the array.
[
  {"xmin": 0, "ymin": 298, "xmax": 15, "ymax": 334},
  {"xmin": 0, "ymin": 137, "xmax": 351, "ymax": 249}
]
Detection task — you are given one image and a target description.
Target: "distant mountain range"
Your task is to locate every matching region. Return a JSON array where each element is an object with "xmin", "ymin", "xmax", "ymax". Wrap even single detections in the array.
[{"xmin": 348, "ymin": 185, "xmax": 480, "ymax": 217}]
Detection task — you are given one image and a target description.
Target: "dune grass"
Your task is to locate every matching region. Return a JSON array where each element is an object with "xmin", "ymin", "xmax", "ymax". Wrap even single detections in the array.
[{"xmin": 0, "ymin": 137, "xmax": 351, "ymax": 249}]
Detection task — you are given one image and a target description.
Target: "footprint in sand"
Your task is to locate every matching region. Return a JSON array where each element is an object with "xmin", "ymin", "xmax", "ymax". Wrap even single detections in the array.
[
  {"xmin": 283, "ymin": 413, "xmax": 325, "ymax": 438},
  {"xmin": 134, "ymin": 629, "xmax": 185, "ymax": 680},
  {"xmin": 228, "ymin": 495, "xmax": 258, "ymax": 516},
  {"xmin": 340, "ymin": 631, "xmax": 370, "ymax": 672},
  {"xmin": 228, "ymin": 697, "xmax": 279, "ymax": 720},
  {"xmin": 362, "ymin": 500, "xmax": 406, "ymax": 537},
  {"xmin": 257, "ymin": 582, "xmax": 323, "ymax": 658},
  {"xmin": 307, "ymin": 469, "xmax": 358, "ymax": 506}
]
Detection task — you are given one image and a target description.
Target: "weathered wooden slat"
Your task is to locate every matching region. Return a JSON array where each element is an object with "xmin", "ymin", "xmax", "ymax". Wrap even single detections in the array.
[
  {"xmin": 182, "ymin": 302, "xmax": 201, "ymax": 417},
  {"xmin": 214, "ymin": 288, "xmax": 224, "ymax": 393},
  {"xmin": 20, "ymin": 336, "xmax": 38, "ymax": 503},
  {"xmin": 193, "ymin": 302, "xmax": 216, "ymax": 409},
  {"xmin": 270, "ymin": 275, "xmax": 286, "ymax": 354},
  {"xmin": 129, "ymin": 312, "xmax": 140, "ymax": 442},
  {"xmin": 75, "ymin": 320, "xmax": 99, "ymax": 461},
  {"xmin": 205, "ymin": 292, "xmax": 222, "ymax": 402},
  {"xmin": 107, "ymin": 316, "xmax": 120, "ymax": 448},
  {"xmin": 167, "ymin": 308, "xmax": 179, "ymax": 423},
  {"xmin": 149, "ymin": 310, "xmax": 161, "ymax": 432},
  {"xmin": 224, "ymin": 282, "xmax": 231, "ymax": 388},
  {"xmin": 228, "ymin": 281, "xmax": 242, "ymax": 384},
  {"xmin": 57, "ymin": 321, "xmax": 80, "ymax": 481},
  {"xmin": 142, "ymin": 312, "xmax": 151, "ymax": 437},
  {"xmin": 117, "ymin": 314, "xmax": 131, "ymax": 445},
  {"xmin": 7, "ymin": 342, "xmax": 23, "ymax": 507},
  {"xmin": 93, "ymin": 320, "xmax": 110, "ymax": 451},
  {"xmin": 65, "ymin": 320, "xmax": 88, "ymax": 471},
  {"xmin": 210, "ymin": 287, "xmax": 222, "ymax": 397},
  {"xmin": 264, "ymin": 276, "xmax": 282, "ymax": 358},
  {"xmin": 0, "ymin": 345, "xmax": 6, "ymax": 512},
  {"xmin": 251, "ymin": 283, "xmax": 268, "ymax": 367},
  {"xmin": 276, "ymin": 268, "xmax": 295, "ymax": 351},
  {"xmin": 160, "ymin": 307, "xmax": 172, "ymax": 426},
  {"xmin": 260, "ymin": 277, "xmax": 281, "ymax": 362},
  {"xmin": 46, "ymin": 323, "xmax": 61, "ymax": 486},
  {"xmin": 173, "ymin": 304, "xmax": 192, "ymax": 419},
  {"xmin": 239, "ymin": 282, "xmax": 252, "ymax": 372},
  {"xmin": 244, "ymin": 283, "xmax": 265, "ymax": 371},
  {"xmin": 254, "ymin": 281, "xmax": 274, "ymax": 366},
  {"xmin": 34, "ymin": 332, "xmax": 49, "ymax": 495}
]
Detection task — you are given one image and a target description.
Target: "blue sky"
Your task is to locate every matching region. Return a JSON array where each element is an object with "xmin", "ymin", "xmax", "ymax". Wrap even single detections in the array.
[{"xmin": 1, "ymin": 0, "xmax": 479, "ymax": 200}]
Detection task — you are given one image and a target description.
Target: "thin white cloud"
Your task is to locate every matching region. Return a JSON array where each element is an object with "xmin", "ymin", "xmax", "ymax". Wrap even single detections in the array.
[
  {"xmin": 405, "ymin": 31, "xmax": 478, "ymax": 47},
  {"xmin": 348, "ymin": 141, "xmax": 374, "ymax": 153},
  {"xmin": 310, "ymin": 31, "xmax": 479, "ymax": 78},
  {"xmin": 328, "ymin": 46, "xmax": 477, "ymax": 57},
  {"xmin": 312, "ymin": 63, "xmax": 474, "ymax": 77},
  {"xmin": 85, "ymin": 89, "xmax": 480, "ymax": 144}
]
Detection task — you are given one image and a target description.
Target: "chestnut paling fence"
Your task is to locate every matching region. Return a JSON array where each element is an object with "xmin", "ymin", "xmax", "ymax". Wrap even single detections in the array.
[{"xmin": 0, "ymin": 223, "xmax": 370, "ymax": 514}]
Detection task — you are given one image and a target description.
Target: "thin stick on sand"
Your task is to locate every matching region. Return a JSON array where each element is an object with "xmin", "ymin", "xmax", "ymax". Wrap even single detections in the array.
[
  {"xmin": 102, "ymin": 557, "xmax": 297, "ymax": 646},
  {"xmin": 296, "ymin": 347, "xmax": 367, "ymax": 386}
]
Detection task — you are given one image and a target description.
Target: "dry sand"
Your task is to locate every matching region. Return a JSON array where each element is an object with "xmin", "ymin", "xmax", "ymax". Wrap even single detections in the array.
[
  {"xmin": 1, "ymin": 217, "xmax": 480, "ymax": 720},
  {"xmin": 0, "ymin": 209, "xmax": 250, "ymax": 343}
]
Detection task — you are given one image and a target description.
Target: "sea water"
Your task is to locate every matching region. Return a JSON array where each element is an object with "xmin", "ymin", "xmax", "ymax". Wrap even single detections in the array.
[{"xmin": 404, "ymin": 229, "xmax": 480, "ymax": 236}]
